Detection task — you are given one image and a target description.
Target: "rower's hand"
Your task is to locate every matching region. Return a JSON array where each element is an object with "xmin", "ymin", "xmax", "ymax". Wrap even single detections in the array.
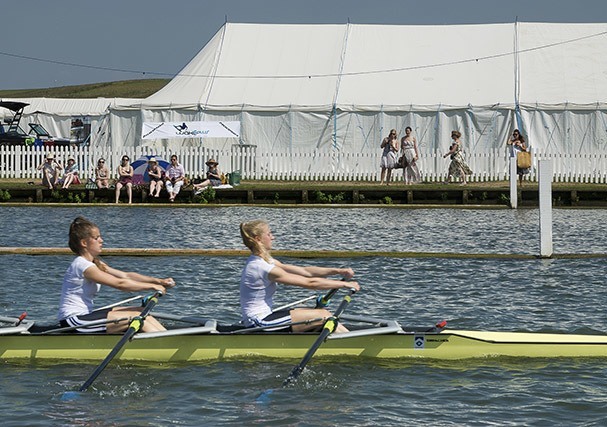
[
  {"xmin": 344, "ymin": 281, "xmax": 361, "ymax": 292},
  {"xmin": 340, "ymin": 268, "xmax": 355, "ymax": 280},
  {"xmin": 161, "ymin": 278, "xmax": 176, "ymax": 288}
]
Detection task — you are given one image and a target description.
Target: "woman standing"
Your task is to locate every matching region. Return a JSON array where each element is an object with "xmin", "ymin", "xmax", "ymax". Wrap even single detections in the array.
[
  {"xmin": 443, "ymin": 130, "xmax": 473, "ymax": 185},
  {"xmin": 115, "ymin": 155, "xmax": 134, "ymax": 204},
  {"xmin": 95, "ymin": 158, "xmax": 109, "ymax": 189},
  {"xmin": 380, "ymin": 129, "xmax": 399, "ymax": 185},
  {"xmin": 401, "ymin": 126, "xmax": 421, "ymax": 184},
  {"xmin": 58, "ymin": 217, "xmax": 175, "ymax": 333},
  {"xmin": 239, "ymin": 220, "xmax": 360, "ymax": 333},
  {"xmin": 506, "ymin": 129, "xmax": 530, "ymax": 185}
]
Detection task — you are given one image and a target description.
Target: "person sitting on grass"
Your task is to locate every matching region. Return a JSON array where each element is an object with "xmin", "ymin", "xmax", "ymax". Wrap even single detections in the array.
[
  {"xmin": 62, "ymin": 157, "xmax": 80, "ymax": 189},
  {"xmin": 147, "ymin": 157, "xmax": 164, "ymax": 198},
  {"xmin": 192, "ymin": 158, "xmax": 223, "ymax": 194},
  {"xmin": 115, "ymin": 155, "xmax": 133, "ymax": 204},
  {"xmin": 95, "ymin": 158, "xmax": 109, "ymax": 189},
  {"xmin": 165, "ymin": 155, "xmax": 185, "ymax": 202},
  {"xmin": 37, "ymin": 153, "xmax": 63, "ymax": 190}
]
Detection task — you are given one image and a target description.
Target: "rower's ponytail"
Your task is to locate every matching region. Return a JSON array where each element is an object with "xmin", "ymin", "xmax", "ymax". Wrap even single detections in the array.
[
  {"xmin": 68, "ymin": 216, "xmax": 106, "ymax": 271},
  {"xmin": 240, "ymin": 220, "xmax": 271, "ymax": 262}
]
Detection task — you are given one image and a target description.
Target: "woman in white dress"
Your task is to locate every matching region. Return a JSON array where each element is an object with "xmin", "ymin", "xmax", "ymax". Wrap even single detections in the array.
[
  {"xmin": 380, "ymin": 129, "xmax": 399, "ymax": 185},
  {"xmin": 401, "ymin": 126, "xmax": 421, "ymax": 184}
]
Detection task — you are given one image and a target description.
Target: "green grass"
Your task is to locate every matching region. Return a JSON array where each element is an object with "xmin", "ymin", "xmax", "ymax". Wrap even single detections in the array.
[{"xmin": 0, "ymin": 79, "xmax": 170, "ymax": 99}]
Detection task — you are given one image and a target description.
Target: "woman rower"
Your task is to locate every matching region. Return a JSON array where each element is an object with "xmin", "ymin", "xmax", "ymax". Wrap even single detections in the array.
[
  {"xmin": 239, "ymin": 220, "xmax": 360, "ymax": 333},
  {"xmin": 58, "ymin": 216, "xmax": 176, "ymax": 333}
]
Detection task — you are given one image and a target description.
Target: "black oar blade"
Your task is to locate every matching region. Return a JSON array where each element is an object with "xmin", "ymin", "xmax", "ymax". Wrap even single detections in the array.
[
  {"xmin": 282, "ymin": 326, "xmax": 333, "ymax": 387},
  {"xmin": 257, "ymin": 289, "xmax": 355, "ymax": 403},
  {"xmin": 60, "ymin": 292, "xmax": 161, "ymax": 400}
]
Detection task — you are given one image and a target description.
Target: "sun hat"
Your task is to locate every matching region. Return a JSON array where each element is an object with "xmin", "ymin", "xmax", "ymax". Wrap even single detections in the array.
[
  {"xmin": 148, "ymin": 157, "xmax": 157, "ymax": 163},
  {"xmin": 206, "ymin": 159, "xmax": 218, "ymax": 166},
  {"xmin": 68, "ymin": 156, "xmax": 75, "ymax": 161},
  {"xmin": 46, "ymin": 153, "xmax": 54, "ymax": 159}
]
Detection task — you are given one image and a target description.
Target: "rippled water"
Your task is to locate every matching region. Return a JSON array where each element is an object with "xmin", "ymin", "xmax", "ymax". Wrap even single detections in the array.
[
  {"xmin": 2, "ymin": 205, "xmax": 607, "ymax": 254},
  {"xmin": 1, "ymin": 206, "xmax": 607, "ymax": 426}
]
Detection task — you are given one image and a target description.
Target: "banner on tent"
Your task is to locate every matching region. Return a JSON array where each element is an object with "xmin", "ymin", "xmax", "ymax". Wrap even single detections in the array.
[{"xmin": 141, "ymin": 121, "xmax": 240, "ymax": 140}]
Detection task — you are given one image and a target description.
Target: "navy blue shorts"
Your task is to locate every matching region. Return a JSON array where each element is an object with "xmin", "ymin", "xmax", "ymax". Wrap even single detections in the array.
[
  {"xmin": 59, "ymin": 308, "xmax": 112, "ymax": 333},
  {"xmin": 252, "ymin": 309, "xmax": 292, "ymax": 332}
]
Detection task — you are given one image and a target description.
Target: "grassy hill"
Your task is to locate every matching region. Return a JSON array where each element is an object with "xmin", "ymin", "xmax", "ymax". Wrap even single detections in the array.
[{"xmin": 0, "ymin": 79, "xmax": 170, "ymax": 99}]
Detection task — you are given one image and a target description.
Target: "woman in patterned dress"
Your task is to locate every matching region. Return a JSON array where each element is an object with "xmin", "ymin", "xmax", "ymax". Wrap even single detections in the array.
[{"xmin": 443, "ymin": 130, "xmax": 472, "ymax": 185}]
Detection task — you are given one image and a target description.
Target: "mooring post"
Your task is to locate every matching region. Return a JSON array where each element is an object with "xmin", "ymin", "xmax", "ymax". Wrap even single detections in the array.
[
  {"xmin": 509, "ymin": 157, "xmax": 518, "ymax": 208},
  {"xmin": 539, "ymin": 159, "xmax": 553, "ymax": 258}
]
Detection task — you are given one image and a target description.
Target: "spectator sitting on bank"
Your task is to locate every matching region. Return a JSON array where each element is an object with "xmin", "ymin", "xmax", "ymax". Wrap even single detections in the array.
[
  {"xmin": 193, "ymin": 159, "xmax": 223, "ymax": 194},
  {"xmin": 147, "ymin": 157, "xmax": 164, "ymax": 198},
  {"xmin": 165, "ymin": 154, "xmax": 185, "ymax": 202},
  {"xmin": 62, "ymin": 157, "xmax": 80, "ymax": 189},
  {"xmin": 95, "ymin": 158, "xmax": 109, "ymax": 189},
  {"xmin": 37, "ymin": 153, "xmax": 63, "ymax": 190},
  {"xmin": 115, "ymin": 155, "xmax": 134, "ymax": 204}
]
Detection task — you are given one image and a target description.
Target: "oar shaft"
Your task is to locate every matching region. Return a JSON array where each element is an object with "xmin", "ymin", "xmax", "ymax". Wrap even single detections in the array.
[
  {"xmin": 78, "ymin": 292, "xmax": 161, "ymax": 392},
  {"xmin": 95, "ymin": 295, "xmax": 144, "ymax": 311},
  {"xmin": 315, "ymin": 288, "xmax": 338, "ymax": 308},
  {"xmin": 283, "ymin": 290, "xmax": 354, "ymax": 387},
  {"xmin": 273, "ymin": 295, "xmax": 317, "ymax": 312}
]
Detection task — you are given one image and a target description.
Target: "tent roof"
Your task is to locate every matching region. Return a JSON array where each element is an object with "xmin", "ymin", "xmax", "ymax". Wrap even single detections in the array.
[{"xmin": 139, "ymin": 22, "xmax": 607, "ymax": 111}]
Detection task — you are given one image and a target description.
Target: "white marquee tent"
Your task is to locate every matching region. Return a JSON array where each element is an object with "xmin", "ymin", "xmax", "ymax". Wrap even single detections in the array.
[{"xmin": 5, "ymin": 22, "xmax": 607, "ymax": 159}]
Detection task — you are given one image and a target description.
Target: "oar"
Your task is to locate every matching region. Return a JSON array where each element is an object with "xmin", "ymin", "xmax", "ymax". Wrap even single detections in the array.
[
  {"xmin": 61, "ymin": 291, "xmax": 162, "ymax": 400},
  {"xmin": 282, "ymin": 288, "xmax": 355, "ymax": 387},
  {"xmin": 94, "ymin": 295, "xmax": 144, "ymax": 311},
  {"xmin": 257, "ymin": 288, "xmax": 356, "ymax": 403}
]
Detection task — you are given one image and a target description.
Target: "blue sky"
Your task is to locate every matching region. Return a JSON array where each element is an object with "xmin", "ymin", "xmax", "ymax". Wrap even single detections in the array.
[{"xmin": 1, "ymin": 0, "xmax": 606, "ymax": 90}]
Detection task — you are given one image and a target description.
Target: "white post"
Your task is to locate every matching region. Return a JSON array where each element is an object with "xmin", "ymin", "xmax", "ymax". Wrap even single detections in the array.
[
  {"xmin": 509, "ymin": 157, "xmax": 518, "ymax": 208},
  {"xmin": 539, "ymin": 159, "xmax": 553, "ymax": 258}
]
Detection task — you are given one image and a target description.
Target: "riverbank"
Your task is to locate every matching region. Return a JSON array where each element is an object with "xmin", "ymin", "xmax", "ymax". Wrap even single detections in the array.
[{"xmin": 0, "ymin": 178, "xmax": 606, "ymax": 207}]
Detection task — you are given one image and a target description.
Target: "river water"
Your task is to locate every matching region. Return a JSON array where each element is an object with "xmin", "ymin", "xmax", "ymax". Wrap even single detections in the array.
[{"xmin": 1, "ymin": 206, "xmax": 607, "ymax": 426}]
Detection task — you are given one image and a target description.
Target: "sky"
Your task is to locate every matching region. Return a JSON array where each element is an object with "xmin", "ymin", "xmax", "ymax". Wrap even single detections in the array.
[{"xmin": 2, "ymin": 0, "xmax": 607, "ymax": 90}]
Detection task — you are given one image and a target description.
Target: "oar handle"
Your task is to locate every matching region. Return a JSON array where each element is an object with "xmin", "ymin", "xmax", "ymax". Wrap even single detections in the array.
[{"xmin": 315, "ymin": 277, "xmax": 352, "ymax": 308}]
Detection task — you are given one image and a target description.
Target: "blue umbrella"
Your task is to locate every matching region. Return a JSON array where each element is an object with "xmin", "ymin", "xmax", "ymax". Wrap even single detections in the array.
[{"xmin": 131, "ymin": 155, "xmax": 170, "ymax": 184}]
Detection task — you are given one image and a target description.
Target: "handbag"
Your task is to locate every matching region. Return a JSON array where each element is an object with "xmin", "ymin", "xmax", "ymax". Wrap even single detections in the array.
[
  {"xmin": 517, "ymin": 151, "xmax": 532, "ymax": 169},
  {"xmin": 395, "ymin": 155, "xmax": 407, "ymax": 169}
]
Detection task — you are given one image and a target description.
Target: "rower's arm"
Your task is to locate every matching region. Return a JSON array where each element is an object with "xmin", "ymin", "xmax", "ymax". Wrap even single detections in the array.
[{"xmin": 269, "ymin": 265, "xmax": 359, "ymax": 292}]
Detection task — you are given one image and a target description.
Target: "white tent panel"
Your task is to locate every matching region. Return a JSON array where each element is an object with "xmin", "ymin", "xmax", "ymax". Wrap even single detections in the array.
[
  {"xmin": 145, "ymin": 24, "xmax": 345, "ymax": 110},
  {"xmin": 338, "ymin": 23, "xmax": 516, "ymax": 107},
  {"xmin": 518, "ymin": 22, "xmax": 607, "ymax": 104}
]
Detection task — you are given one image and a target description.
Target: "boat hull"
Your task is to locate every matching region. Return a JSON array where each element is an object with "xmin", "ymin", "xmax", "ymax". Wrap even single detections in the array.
[{"xmin": 2, "ymin": 329, "xmax": 607, "ymax": 362}]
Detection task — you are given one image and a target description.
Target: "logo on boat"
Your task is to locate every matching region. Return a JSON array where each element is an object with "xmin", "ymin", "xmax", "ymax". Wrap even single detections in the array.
[{"xmin": 414, "ymin": 335, "xmax": 425, "ymax": 349}]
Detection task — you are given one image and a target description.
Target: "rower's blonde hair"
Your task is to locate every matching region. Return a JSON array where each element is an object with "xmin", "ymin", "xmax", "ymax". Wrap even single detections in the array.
[{"xmin": 240, "ymin": 220, "xmax": 271, "ymax": 262}]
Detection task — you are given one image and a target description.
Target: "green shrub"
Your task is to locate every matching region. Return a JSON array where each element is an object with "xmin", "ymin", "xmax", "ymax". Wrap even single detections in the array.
[
  {"xmin": 312, "ymin": 190, "xmax": 346, "ymax": 204},
  {"xmin": 0, "ymin": 189, "xmax": 11, "ymax": 202},
  {"xmin": 194, "ymin": 187, "xmax": 216, "ymax": 204}
]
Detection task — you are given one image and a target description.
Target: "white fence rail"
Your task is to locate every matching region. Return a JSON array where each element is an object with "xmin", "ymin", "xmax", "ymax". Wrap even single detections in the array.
[{"xmin": 1, "ymin": 145, "xmax": 607, "ymax": 183}]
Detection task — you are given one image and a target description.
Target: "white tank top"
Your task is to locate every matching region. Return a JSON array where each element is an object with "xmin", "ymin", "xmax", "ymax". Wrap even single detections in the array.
[
  {"xmin": 240, "ymin": 255, "xmax": 276, "ymax": 326},
  {"xmin": 57, "ymin": 256, "xmax": 101, "ymax": 320}
]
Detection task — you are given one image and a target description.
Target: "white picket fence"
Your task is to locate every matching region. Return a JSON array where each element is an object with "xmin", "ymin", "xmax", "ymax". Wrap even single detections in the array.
[{"xmin": 1, "ymin": 145, "xmax": 607, "ymax": 183}]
